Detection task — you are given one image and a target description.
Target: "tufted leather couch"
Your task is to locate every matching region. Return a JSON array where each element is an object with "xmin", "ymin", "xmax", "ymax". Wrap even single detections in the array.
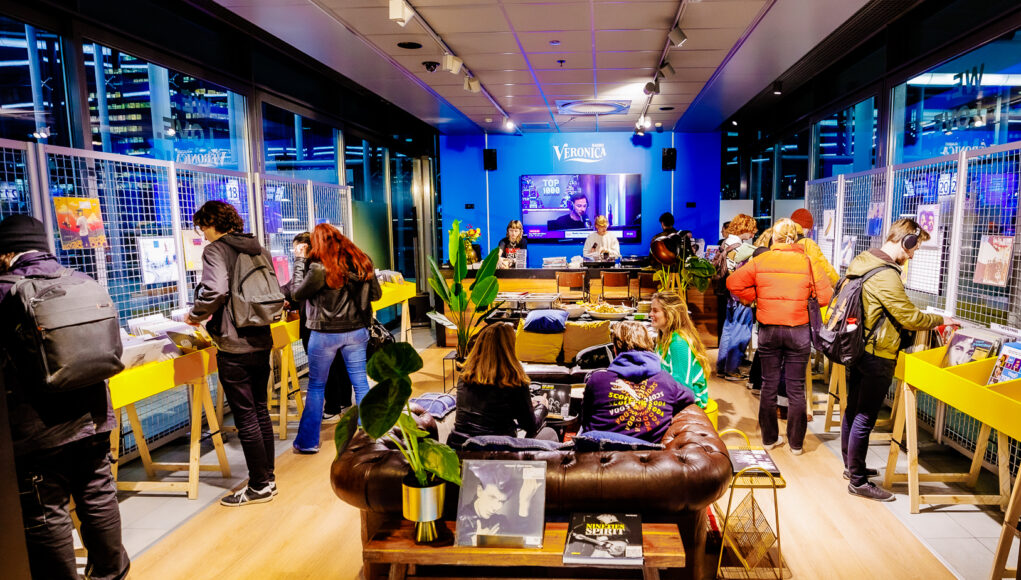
[{"xmin": 332, "ymin": 404, "xmax": 732, "ymax": 580}]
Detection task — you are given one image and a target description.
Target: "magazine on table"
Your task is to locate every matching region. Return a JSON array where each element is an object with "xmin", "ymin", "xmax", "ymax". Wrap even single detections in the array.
[
  {"xmin": 455, "ymin": 460, "xmax": 546, "ymax": 548},
  {"xmin": 531, "ymin": 383, "xmax": 572, "ymax": 419},
  {"xmin": 988, "ymin": 342, "xmax": 1021, "ymax": 385},
  {"xmin": 728, "ymin": 448, "xmax": 781, "ymax": 476},
  {"xmin": 563, "ymin": 513, "xmax": 643, "ymax": 567},
  {"xmin": 941, "ymin": 327, "xmax": 1003, "ymax": 368}
]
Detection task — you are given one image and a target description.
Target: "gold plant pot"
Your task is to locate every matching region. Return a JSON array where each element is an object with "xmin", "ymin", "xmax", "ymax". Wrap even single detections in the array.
[{"xmin": 402, "ymin": 481, "xmax": 445, "ymax": 543}]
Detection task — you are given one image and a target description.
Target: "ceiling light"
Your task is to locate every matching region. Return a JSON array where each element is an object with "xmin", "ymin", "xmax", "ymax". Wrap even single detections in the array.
[
  {"xmin": 643, "ymin": 80, "xmax": 660, "ymax": 95},
  {"xmin": 549, "ymin": 40, "xmax": 561, "ymax": 46},
  {"xmin": 485, "ymin": 117, "xmax": 493, "ymax": 123},
  {"xmin": 464, "ymin": 76, "xmax": 481, "ymax": 93},
  {"xmin": 636, "ymin": 128, "xmax": 645, "ymax": 137},
  {"xmin": 504, "ymin": 117, "xmax": 515, "ymax": 130},
  {"xmin": 659, "ymin": 106, "xmax": 674, "ymax": 111},
  {"xmin": 668, "ymin": 26, "xmax": 687, "ymax": 47},
  {"xmin": 389, "ymin": 0, "xmax": 414, "ymax": 27},
  {"xmin": 654, "ymin": 122, "xmax": 662, "ymax": 127},
  {"xmin": 443, "ymin": 54, "xmax": 463, "ymax": 75},
  {"xmin": 659, "ymin": 62, "xmax": 675, "ymax": 78},
  {"xmin": 772, "ymin": 81, "xmax": 782, "ymax": 95},
  {"xmin": 731, "ymin": 120, "xmax": 738, "ymax": 126},
  {"xmin": 397, "ymin": 41, "xmax": 422, "ymax": 50}
]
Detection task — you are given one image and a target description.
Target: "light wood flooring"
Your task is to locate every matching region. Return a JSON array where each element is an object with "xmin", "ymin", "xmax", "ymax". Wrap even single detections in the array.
[{"xmin": 129, "ymin": 347, "xmax": 955, "ymax": 579}]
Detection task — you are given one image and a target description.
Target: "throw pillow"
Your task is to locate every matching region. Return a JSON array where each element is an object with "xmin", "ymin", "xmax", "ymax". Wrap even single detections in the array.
[
  {"xmin": 573, "ymin": 430, "xmax": 665, "ymax": 451},
  {"xmin": 461, "ymin": 435, "xmax": 570, "ymax": 452},
  {"xmin": 523, "ymin": 309, "xmax": 569, "ymax": 334},
  {"xmin": 408, "ymin": 393, "xmax": 456, "ymax": 419},
  {"xmin": 516, "ymin": 320, "xmax": 564, "ymax": 363},
  {"xmin": 563, "ymin": 320, "xmax": 611, "ymax": 363}
]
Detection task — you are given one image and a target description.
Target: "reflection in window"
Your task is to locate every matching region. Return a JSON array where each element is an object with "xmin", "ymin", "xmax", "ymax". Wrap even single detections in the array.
[
  {"xmin": 814, "ymin": 97, "xmax": 877, "ymax": 178},
  {"xmin": 749, "ymin": 144, "xmax": 774, "ymax": 223},
  {"xmin": 85, "ymin": 43, "xmax": 247, "ymax": 170},
  {"xmin": 778, "ymin": 132, "xmax": 809, "ymax": 199},
  {"xmin": 0, "ymin": 17, "xmax": 70, "ymax": 145},
  {"xmin": 262, "ymin": 102, "xmax": 339, "ymax": 183},
  {"xmin": 390, "ymin": 152, "xmax": 417, "ymax": 281},
  {"xmin": 721, "ymin": 129, "xmax": 741, "ymax": 199},
  {"xmin": 891, "ymin": 29, "xmax": 1021, "ymax": 164},
  {"xmin": 345, "ymin": 140, "xmax": 387, "ymax": 204}
]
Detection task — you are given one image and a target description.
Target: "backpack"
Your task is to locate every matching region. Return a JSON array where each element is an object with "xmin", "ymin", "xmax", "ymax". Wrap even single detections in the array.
[
  {"xmin": 816, "ymin": 265, "xmax": 893, "ymax": 366},
  {"xmin": 0, "ymin": 269, "xmax": 125, "ymax": 391},
  {"xmin": 711, "ymin": 241, "xmax": 741, "ymax": 292},
  {"xmin": 230, "ymin": 251, "xmax": 285, "ymax": 328}
]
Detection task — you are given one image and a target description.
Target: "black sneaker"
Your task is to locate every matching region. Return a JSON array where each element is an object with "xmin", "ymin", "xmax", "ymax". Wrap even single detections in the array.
[
  {"xmin": 220, "ymin": 485, "xmax": 274, "ymax": 507},
  {"xmin": 842, "ymin": 468, "xmax": 880, "ymax": 480},
  {"xmin": 269, "ymin": 481, "xmax": 278, "ymax": 497},
  {"xmin": 847, "ymin": 482, "xmax": 894, "ymax": 502}
]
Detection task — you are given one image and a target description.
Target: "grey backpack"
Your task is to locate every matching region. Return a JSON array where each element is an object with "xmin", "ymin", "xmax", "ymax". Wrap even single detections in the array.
[
  {"xmin": 229, "ymin": 251, "xmax": 285, "ymax": 327},
  {"xmin": 0, "ymin": 269, "xmax": 124, "ymax": 391}
]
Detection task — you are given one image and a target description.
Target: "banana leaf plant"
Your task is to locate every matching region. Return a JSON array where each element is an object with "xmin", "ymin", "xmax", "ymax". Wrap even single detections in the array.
[
  {"xmin": 427, "ymin": 219, "xmax": 501, "ymax": 359},
  {"xmin": 334, "ymin": 342, "xmax": 461, "ymax": 487},
  {"xmin": 653, "ymin": 255, "xmax": 716, "ymax": 293}
]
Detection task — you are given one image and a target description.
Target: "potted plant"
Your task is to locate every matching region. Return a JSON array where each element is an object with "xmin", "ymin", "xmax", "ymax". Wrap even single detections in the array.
[
  {"xmin": 650, "ymin": 233, "xmax": 715, "ymax": 293},
  {"xmin": 334, "ymin": 342, "xmax": 461, "ymax": 543},
  {"xmin": 427, "ymin": 220, "xmax": 501, "ymax": 360}
]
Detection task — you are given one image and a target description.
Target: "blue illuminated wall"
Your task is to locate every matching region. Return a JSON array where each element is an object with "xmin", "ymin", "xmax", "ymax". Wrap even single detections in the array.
[{"xmin": 438, "ymin": 131, "xmax": 721, "ymax": 265}]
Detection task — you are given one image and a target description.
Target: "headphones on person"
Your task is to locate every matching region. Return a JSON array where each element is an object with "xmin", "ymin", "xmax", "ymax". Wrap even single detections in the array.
[{"xmin": 901, "ymin": 227, "xmax": 921, "ymax": 250}]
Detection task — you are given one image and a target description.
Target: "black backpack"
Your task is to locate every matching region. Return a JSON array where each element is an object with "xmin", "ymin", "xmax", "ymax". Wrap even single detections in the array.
[
  {"xmin": 816, "ymin": 265, "xmax": 893, "ymax": 366},
  {"xmin": 0, "ymin": 269, "xmax": 125, "ymax": 391},
  {"xmin": 711, "ymin": 242, "xmax": 741, "ymax": 294},
  {"xmin": 229, "ymin": 251, "xmax": 285, "ymax": 328}
]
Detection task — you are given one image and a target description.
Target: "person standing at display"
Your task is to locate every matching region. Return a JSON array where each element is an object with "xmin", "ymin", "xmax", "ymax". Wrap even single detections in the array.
[
  {"xmin": 727, "ymin": 219, "xmax": 833, "ymax": 456},
  {"xmin": 497, "ymin": 219, "xmax": 528, "ymax": 268},
  {"xmin": 187, "ymin": 201, "xmax": 278, "ymax": 506},
  {"xmin": 282, "ymin": 232, "xmax": 353, "ymax": 420},
  {"xmin": 650, "ymin": 291, "xmax": 712, "ymax": 409},
  {"xmin": 289, "ymin": 223, "xmax": 381, "ymax": 453},
  {"xmin": 842, "ymin": 219, "xmax": 954, "ymax": 501},
  {"xmin": 583, "ymin": 215, "xmax": 621, "ymax": 260},
  {"xmin": 548, "ymin": 192, "xmax": 590, "ymax": 230},
  {"xmin": 0, "ymin": 215, "xmax": 130, "ymax": 580},
  {"xmin": 448, "ymin": 322, "xmax": 555, "ymax": 448},
  {"xmin": 715, "ymin": 215, "xmax": 758, "ymax": 380}
]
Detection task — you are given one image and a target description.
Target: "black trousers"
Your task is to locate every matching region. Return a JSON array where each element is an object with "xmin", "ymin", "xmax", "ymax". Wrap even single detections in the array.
[
  {"xmin": 300, "ymin": 328, "xmax": 353, "ymax": 415},
  {"xmin": 16, "ymin": 433, "xmax": 129, "ymax": 580},
  {"xmin": 217, "ymin": 350, "xmax": 275, "ymax": 489},
  {"xmin": 757, "ymin": 324, "xmax": 811, "ymax": 449},
  {"xmin": 842, "ymin": 352, "xmax": 897, "ymax": 486}
]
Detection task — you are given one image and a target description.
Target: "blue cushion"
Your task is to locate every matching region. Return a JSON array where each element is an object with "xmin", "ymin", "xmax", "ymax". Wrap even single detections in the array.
[
  {"xmin": 409, "ymin": 393, "xmax": 456, "ymax": 419},
  {"xmin": 523, "ymin": 309, "xmax": 569, "ymax": 334},
  {"xmin": 461, "ymin": 435, "xmax": 570, "ymax": 452},
  {"xmin": 572, "ymin": 430, "xmax": 664, "ymax": 451}
]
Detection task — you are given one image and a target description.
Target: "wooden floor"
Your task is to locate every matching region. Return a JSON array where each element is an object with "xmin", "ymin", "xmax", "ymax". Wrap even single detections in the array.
[{"xmin": 129, "ymin": 346, "xmax": 955, "ymax": 580}]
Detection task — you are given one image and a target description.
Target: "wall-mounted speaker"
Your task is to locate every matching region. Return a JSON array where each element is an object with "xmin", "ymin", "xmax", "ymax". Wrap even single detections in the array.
[
  {"xmin": 483, "ymin": 148, "xmax": 497, "ymax": 171},
  {"xmin": 662, "ymin": 147, "xmax": 676, "ymax": 171}
]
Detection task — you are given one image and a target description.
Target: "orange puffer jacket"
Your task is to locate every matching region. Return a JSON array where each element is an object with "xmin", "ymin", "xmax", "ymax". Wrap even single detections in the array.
[{"xmin": 726, "ymin": 243, "xmax": 834, "ymax": 326}]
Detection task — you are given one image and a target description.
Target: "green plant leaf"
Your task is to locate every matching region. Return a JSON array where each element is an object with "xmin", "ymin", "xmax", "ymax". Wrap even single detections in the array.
[
  {"xmin": 333, "ymin": 405, "xmax": 360, "ymax": 457},
  {"xmin": 396, "ymin": 410, "xmax": 429, "ymax": 438},
  {"xmin": 469, "ymin": 275, "xmax": 499, "ymax": 308},
  {"xmin": 470, "ymin": 249, "xmax": 500, "ymax": 290},
  {"xmin": 359, "ymin": 376, "xmax": 412, "ymax": 439},
  {"xmin": 367, "ymin": 342, "xmax": 424, "ymax": 382},
  {"xmin": 448, "ymin": 220, "xmax": 461, "ymax": 273},
  {"xmin": 455, "ymin": 239, "xmax": 468, "ymax": 281},
  {"xmin": 449, "ymin": 282, "xmax": 466, "ymax": 311},
  {"xmin": 419, "ymin": 438, "xmax": 462, "ymax": 485},
  {"xmin": 427, "ymin": 257, "xmax": 451, "ymax": 304}
]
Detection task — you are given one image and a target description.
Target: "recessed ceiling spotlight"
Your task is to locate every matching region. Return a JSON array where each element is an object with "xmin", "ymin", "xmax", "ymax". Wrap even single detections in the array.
[
  {"xmin": 504, "ymin": 117, "xmax": 515, "ymax": 130},
  {"xmin": 549, "ymin": 40, "xmax": 561, "ymax": 46},
  {"xmin": 659, "ymin": 106, "xmax": 675, "ymax": 111},
  {"xmin": 731, "ymin": 120, "xmax": 738, "ymax": 126},
  {"xmin": 771, "ymin": 81, "xmax": 782, "ymax": 95},
  {"xmin": 485, "ymin": 118, "xmax": 493, "ymax": 123},
  {"xmin": 654, "ymin": 122, "xmax": 662, "ymax": 127},
  {"xmin": 397, "ymin": 41, "xmax": 422, "ymax": 49}
]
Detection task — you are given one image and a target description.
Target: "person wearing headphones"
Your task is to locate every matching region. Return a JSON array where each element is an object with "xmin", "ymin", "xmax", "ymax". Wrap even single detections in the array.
[{"xmin": 840, "ymin": 218, "xmax": 955, "ymax": 502}]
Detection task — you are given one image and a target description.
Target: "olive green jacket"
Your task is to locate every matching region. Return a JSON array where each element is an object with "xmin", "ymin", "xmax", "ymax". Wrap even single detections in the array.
[{"xmin": 845, "ymin": 249, "xmax": 943, "ymax": 360}]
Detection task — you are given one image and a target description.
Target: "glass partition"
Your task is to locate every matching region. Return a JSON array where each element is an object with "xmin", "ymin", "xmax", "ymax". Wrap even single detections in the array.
[{"xmin": 389, "ymin": 151, "xmax": 417, "ymax": 281}]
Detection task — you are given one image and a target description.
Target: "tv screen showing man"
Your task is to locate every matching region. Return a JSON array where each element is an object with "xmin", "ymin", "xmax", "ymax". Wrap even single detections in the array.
[{"xmin": 548, "ymin": 192, "xmax": 590, "ymax": 231}]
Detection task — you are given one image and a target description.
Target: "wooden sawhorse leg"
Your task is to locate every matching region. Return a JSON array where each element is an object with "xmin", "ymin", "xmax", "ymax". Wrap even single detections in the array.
[
  {"xmin": 823, "ymin": 363, "xmax": 845, "ymax": 433},
  {"xmin": 269, "ymin": 343, "xmax": 304, "ymax": 439},
  {"xmin": 989, "ymin": 473, "xmax": 1021, "ymax": 579}
]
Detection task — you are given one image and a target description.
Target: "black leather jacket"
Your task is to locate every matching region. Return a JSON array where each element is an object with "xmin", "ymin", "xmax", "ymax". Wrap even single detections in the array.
[
  {"xmin": 290, "ymin": 257, "xmax": 381, "ymax": 332},
  {"xmin": 450, "ymin": 380, "xmax": 547, "ymax": 447}
]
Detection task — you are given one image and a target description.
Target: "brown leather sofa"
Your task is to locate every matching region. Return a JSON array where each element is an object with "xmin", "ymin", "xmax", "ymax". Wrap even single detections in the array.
[{"xmin": 332, "ymin": 404, "xmax": 732, "ymax": 580}]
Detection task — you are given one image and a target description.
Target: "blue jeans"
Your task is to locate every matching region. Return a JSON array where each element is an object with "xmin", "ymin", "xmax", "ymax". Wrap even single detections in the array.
[
  {"xmin": 717, "ymin": 299, "xmax": 753, "ymax": 375},
  {"xmin": 294, "ymin": 327, "xmax": 370, "ymax": 450}
]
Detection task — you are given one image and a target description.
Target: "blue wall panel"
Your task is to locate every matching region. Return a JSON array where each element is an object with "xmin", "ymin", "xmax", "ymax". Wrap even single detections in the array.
[{"xmin": 438, "ymin": 131, "xmax": 720, "ymax": 265}]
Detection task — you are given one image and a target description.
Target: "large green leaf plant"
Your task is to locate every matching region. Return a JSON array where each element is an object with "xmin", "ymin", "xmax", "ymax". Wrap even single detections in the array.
[
  {"xmin": 426, "ymin": 219, "xmax": 501, "ymax": 359},
  {"xmin": 653, "ymin": 256, "xmax": 716, "ymax": 293},
  {"xmin": 334, "ymin": 342, "xmax": 461, "ymax": 487}
]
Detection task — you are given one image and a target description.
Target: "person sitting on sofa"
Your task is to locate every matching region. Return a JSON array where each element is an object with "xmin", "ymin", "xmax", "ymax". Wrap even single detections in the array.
[
  {"xmin": 449, "ymin": 323, "xmax": 558, "ymax": 448},
  {"xmin": 582, "ymin": 321, "xmax": 695, "ymax": 443}
]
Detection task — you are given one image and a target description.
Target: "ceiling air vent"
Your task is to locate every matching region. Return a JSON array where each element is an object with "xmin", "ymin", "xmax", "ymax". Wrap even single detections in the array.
[
  {"xmin": 556, "ymin": 100, "xmax": 631, "ymax": 115},
  {"xmin": 519, "ymin": 122, "xmax": 551, "ymax": 131}
]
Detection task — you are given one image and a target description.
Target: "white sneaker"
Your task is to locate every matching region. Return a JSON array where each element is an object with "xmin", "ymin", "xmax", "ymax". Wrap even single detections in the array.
[
  {"xmin": 790, "ymin": 447, "xmax": 803, "ymax": 456},
  {"xmin": 763, "ymin": 436, "xmax": 784, "ymax": 450}
]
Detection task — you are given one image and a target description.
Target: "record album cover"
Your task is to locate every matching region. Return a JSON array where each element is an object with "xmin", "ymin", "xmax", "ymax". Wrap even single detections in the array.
[
  {"xmin": 563, "ymin": 513, "xmax": 643, "ymax": 567},
  {"xmin": 455, "ymin": 460, "xmax": 546, "ymax": 548},
  {"xmin": 941, "ymin": 327, "xmax": 1002, "ymax": 368}
]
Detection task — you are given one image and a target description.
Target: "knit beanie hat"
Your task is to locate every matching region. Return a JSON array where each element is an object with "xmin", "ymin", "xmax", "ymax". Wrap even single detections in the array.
[
  {"xmin": 0, "ymin": 215, "xmax": 50, "ymax": 254},
  {"xmin": 790, "ymin": 208, "xmax": 814, "ymax": 231}
]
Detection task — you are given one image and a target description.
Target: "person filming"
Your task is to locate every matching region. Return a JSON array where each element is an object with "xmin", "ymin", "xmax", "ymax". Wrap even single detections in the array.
[{"xmin": 583, "ymin": 215, "xmax": 621, "ymax": 261}]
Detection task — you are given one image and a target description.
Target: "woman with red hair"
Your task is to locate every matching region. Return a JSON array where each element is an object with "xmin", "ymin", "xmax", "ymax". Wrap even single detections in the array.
[{"xmin": 289, "ymin": 223, "xmax": 381, "ymax": 453}]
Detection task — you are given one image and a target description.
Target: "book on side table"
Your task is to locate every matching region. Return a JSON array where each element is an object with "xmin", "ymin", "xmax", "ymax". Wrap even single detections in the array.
[
  {"xmin": 563, "ymin": 513, "xmax": 643, "ymax": 567},
  {"xmin": 728, "ymin": 448, "xmax": 781, "ymax": 477}
]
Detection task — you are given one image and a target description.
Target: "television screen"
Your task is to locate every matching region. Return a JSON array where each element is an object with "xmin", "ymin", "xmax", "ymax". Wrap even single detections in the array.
[{"xmin": 520, "ymin": 174, "xmax": 641, "ymax": 243}]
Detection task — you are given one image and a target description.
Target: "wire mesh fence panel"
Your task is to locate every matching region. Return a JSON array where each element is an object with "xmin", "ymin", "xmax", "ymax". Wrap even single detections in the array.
[
  {"xmin": 311, "ymin": 182, "xmax": 351, "ymax": 237},
  {"xmin": 890, "ymin": 155, "xmax": 960, "ymax": 313},
  {"xmin": 805, "ymin": 177, "xmax": 839, "ymax": 265},
  {"xmin": 838, "ymin": 168, "xmax": 887, "ymax": 276},
  {"xmin": 175, "ymin": 165, "xmax": 254, "ymax": 303},
  {"xmin": 0, "ymin": 140, "xmax": 32, "ymax": 220},
  {"xmin": 261, "ymin": 175, "xmax": 310, "ymax": 273},
  {"xmin": 955, "ymin": 143, "xmax": 1021, "ymax": 330}
]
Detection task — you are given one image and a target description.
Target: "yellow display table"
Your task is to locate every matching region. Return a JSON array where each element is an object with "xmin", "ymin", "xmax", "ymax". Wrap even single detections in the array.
[{"xmin": 373, "ymin": 281, "xmax": 416, "ymax": 343}]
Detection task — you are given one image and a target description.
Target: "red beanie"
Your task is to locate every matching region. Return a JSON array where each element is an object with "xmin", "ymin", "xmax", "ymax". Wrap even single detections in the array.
[{"xmin": 791, "ymin": 208, "xmax": 813, "ymax": 230}]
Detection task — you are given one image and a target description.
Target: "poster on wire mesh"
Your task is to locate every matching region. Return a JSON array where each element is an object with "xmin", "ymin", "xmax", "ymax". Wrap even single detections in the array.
[
  {"xmin": 821, "ymin": 209, "xmax": 836, "ymax": 241},
  {"xmin": 973, "ymin": 235, "xmax": 1015, "ymax": 287},
  {"xmin": 136, "ymin": 236, "xmax": 181, "ymax": 285},
  {"xmin": 866, "ymin": 202, "xmax": 885, "ymax": 237},
  {"xmin": 53, "ymin": 196, "xmax": 107, "ymax": 250},
  {"xmin": 916, "ymin": 204, "xmax": 940, "ymax": 249}
]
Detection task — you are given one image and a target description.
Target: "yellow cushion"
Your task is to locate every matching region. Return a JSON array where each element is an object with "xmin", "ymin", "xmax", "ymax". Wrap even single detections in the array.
[
  {"xmin": 562, "ymin": 320, "xmax": 611, "ymax": 363},
  {"xmin": 515, "ymin": 320, "xmax": 564, "ymax": 363}
]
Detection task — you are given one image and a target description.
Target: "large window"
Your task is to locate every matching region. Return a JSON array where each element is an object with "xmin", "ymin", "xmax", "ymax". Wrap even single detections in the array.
[
  {"xmin": 814, "ymin": 97, "xmax": 877, "ymax": 178},
  {"xmin": 346, "ymin": 139, "xmax": 387, "ymax": 203},
  {"xmin": 262, "ymin": 102, "xmax": 340, "ymax": 182},
  {"xmin": 749, "ymin": 143, "xmax": 774, "ymax": 225},
  {"xmin": 891, "ymin": 28, "xmax": 1021, "ymax": 164},
  {"xmin": 85, "ymin": 42, "xmax": 248, "ymax": 170},
  {"xmin": 778, "ymin": 131, "xmax": 809, "ymax": 199},
  {"xmin": 0, "ymin": 16, "xmax": 71, "ymax": 145},
  {"xmin": 721, "ymin": 128, "xmax": 741, "ymax": 199}
]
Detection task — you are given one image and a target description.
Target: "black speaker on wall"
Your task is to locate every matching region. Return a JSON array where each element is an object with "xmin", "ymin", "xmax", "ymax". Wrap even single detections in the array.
[
  {"xmin": 662, "ymin": 147, "xmax": 677, "ymax": 171},
  {"xmin": 483, "ymin": 148, "xmax": 498, "ymax": 171}
]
